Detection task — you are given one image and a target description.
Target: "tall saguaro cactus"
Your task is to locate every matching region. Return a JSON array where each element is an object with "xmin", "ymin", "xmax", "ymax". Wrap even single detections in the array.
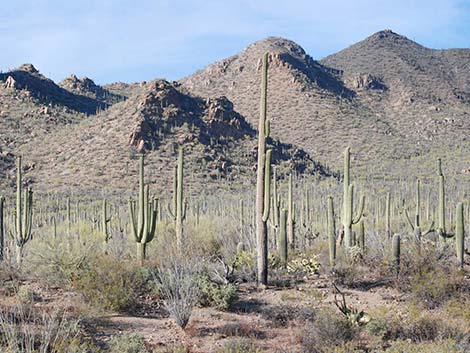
[
  {"xmin": 385, "ymin": 192, "xmax": 391, "ymax": 238},
  {"xmin": 436, "ymin": 159, "xmax": 454, "ymax": 240},
  {"xmin": 14, "ymin": 156, "xmax": 33, "ymax": 266},
  {"xmin": 287, "ymin": 173, "xmax": 296, "ymax": 249},
  {"xmin": 455, "ymin": 202, "xmax": 465, "ymax": 269},
  {"xmin": 279, "ymin": 208, "xmax": 288, "ymax": 266},
  {"xmin": 256, "ymin": 52, "xmax": 272, "ymax": 286},
  {"xmin": 168, "ymin": 146, "xmax": 186, "ymax": 249},
  {"xmin": 342, "ymin": 147, "xmax": 365, "ymax": 248},
  {"xmin": 327, "ymin": 196, "xmax": 336, "ymax": 267},
  {"xmin": 129, "ymin": 154, "xmax": 157, "ymax": 265}
]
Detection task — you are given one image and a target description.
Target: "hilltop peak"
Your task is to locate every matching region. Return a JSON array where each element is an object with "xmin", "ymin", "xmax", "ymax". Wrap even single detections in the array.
[
  {"xmin": 17, "ymin": 63, "xmax": 39, "ymax": 74},
  {"xmin": 244, "ymin": 37, "xmax": 307, "ymax": 58}
]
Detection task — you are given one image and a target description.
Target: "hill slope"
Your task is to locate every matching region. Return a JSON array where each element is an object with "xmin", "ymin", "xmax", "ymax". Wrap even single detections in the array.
[
  {"xmin": 181, "ymin": 32, "xmax": 470, "ymax": 176},
  {"xmin": 18, "ymin": 80, "xmax": 330, "ymax": 195}
]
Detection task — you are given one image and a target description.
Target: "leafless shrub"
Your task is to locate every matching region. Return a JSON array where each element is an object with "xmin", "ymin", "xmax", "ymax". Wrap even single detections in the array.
[{"xmin": 153, "ymin": 253, "xmax": 201, "ymax": 329}]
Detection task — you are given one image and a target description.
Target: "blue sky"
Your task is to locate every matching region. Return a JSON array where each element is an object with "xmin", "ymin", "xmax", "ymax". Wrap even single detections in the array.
[{"xmin": 1, "ymin": 0, "xmax": 469, "ymax": 84}]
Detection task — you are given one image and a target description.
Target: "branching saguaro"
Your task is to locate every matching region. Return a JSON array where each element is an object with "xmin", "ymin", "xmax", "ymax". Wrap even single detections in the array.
[
  {"xmin": 256, "ymin": 52, "xmax": 272, "ymax": 286},
  {"xmin": 342, "ymin": 147, "xmax": 365, "ymax": 248},
  {"xmin": 129, "ymin": 154, "xmax": 157, "ymax": 265},
  {"xmin": 13, "ymin": 156, "xmax": 33, "ymax": 267}
]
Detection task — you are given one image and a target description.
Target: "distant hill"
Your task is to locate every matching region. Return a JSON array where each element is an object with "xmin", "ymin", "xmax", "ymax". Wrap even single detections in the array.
[
  {"xmin": 17, "ymin": 80, "xmax": 329, "ymax": 195},
  {"xmin": 181, "ymin": 31, "xmax": 470, "ymax": 177}
]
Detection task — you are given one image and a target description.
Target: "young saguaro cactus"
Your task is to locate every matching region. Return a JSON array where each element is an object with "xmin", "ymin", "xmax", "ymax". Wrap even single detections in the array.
[
  {"xmin": 129, "ymin": 154, "xmax": 157, "ymax": 265},
  {"xmin": 168, "ymin": 146, "xmax": 186, "ymax": 249},
  {"xmin": 342, "ymin": 147, "xmax": 365, "ymax": 248},
  {"xmin": 13, "ymin": 156, "xmax": 33, "ymax": 266},
  {"xmin": 256, "ymin": 52, "xmax": 273, "ymax": 286}
]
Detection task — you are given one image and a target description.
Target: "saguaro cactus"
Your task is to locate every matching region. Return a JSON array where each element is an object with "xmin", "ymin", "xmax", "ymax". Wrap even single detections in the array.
[
  {"xmin": 168, "ymin": 146, "xmax": 186, "ymax": 249},
  {"xmin": 279, "ymin": 208, "xmax": 288, "ymax": 266},
  {"xmin": 102, "ymin": 199, "xmax": 111, "ymax": 253},
  {"xmin": 0, "ymin": 196, "xmax": 4, "ymax": 262},
  {"xmin": 392, "ymin": 234, "xmax": 401, "ymax": 276},
  {"xmin": 287, "ymin": 173, "xmax": 296, "ymax": 249},
  {"xmin": 456, "ymin": 202, "xmax": 464, "ymax": 269},
  {"xmin": 256, "ymin": 52, "xmax": 272, "ymax": 286},
  {"xmin": 342, "ymin": 147, "xmax": 365, "ymax": 248},
  {"xmin": 436, "ymin": 159, "xmax": 454, "ymax": 240},
  {"xmin": 13, "ymin": 156, "xmax": 33, "ymax": 266},
  {"xmin": 403, "ymin": 179, "xmax": 434, "ymax": 243},
  {"xmin": 129, "ymin": 154, "xmax": 157, "ymax": 265},
  {"xmin": 385, "ymin": 192, "xmax": 391, "ymax": 238},
  {"xmin": 327, "ymin": 196, "xmax": 336, "ymax": 267}
]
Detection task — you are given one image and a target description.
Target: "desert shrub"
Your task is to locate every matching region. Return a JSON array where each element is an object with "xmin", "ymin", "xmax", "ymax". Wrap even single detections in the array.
[
  {"xmin": 217, "ymin": 339, "xmax": 262, "ymax": 353},
  {"xmin": 198, "ymin": 272, "xmax": 237, "ymax": 310},
  {"xmin": 445, "ymin": 297, "xmax": 470, "ymax": 324},
  {"xmin": 153, "ymin": 253, "xmax": 201, "ymax": 329},
  {"xmin": 332, "ymin": 261, "xmax": 361, "ymax": 288},
  {"xmin": 108, "ymin": 334, "xmax": 150, "ymax": 353},
  {"xmin": 16, "ymin": 286, "xmax": 35, "ymax": 305},
  {"xmin": 299, "ymin": 308, "xmax": 359, "ymax": 352},
  {"xmin": 409, "ymin": 267, "xmax": 464, "ymax": 309},
  {"xmin": 367, "ymin": 304, "xmax": 465, "ymax": 344},
  {"xmin": 25, "ymin": 234, "xmax": 94, "ymax": 287},
  {"xmin": 72, "ymin": 255, "xmax": 148, "ymax": 313},
  {"xmin": 155, "ymin": 346, "xmax": 189, "ymax": 353},
  {"xmin": 383, "ymin": 339, "xmax": 463, "ymax": 353},
  {"xmin": 0, "ymin": 304, "xmax": 96, "ymax": 353},
  {"xmin": 261, "ymin": 304, "xmax": 315, "ymax": 328}
]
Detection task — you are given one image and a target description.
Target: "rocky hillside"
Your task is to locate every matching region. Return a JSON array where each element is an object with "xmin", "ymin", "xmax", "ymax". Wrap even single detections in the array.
[
  {"xmin": 18, "ymin": 80, "xmax": 330, "ymax": 195},
  {"xmin": 0, "ymin": 64, "xmax": 125, "ymax": 190},
  {"xmin": 181, "ymin": 32, "xmax": 470, "ymax": 177}
]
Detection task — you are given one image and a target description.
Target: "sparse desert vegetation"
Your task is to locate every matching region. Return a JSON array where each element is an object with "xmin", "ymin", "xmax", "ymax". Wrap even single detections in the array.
[{"xmin": 1, "ymin": 29, "xmax": 470, "ymax": 353}]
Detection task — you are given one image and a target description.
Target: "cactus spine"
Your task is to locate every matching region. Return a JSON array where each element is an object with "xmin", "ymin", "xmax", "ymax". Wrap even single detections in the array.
[
  {"xmin": 327, "ymin": 196, "xmax": 336, "ymax": 267},
  {"xmin": 342, "ymin": 147, "xmax": 365, "ymax": 248},
  {"xmin": 129, "ymin": 154, "xmax": 157, "ymax": 265},
  {"xmin": 456, "ymin": 202, "xmax": 464, "ymax": 269},
  {"xmin": 0, "ymin": 196, "xmax": 4, "ymax": 262},
  {"xmin": 14, "ymin": 156, "xmax": 33, "ymax": 266},
  {"xmin": 256, "ymin": 52, "xmax": 272, "ymax": 285},
  {"xmin": 168, "ymin": 146, "xmax": 186, "ymax": 249}
]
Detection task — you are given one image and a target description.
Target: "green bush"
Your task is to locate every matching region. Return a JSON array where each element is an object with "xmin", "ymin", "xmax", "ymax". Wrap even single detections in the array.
[
  {"xmin": 410, "ymin": 267, "xmax": 463, "ymax": 309},
  {"xmin": 108, "ymin": 334, "xmax": 150, "ymax": 353},
  {"xmin": 198, "ymin": 273, "xmax": 237, "ymax": 311},
  {"xmin": 300, "ymin": 308, "xmax": 359, "ymax": 353},
  {"xmin": 72, "ymin": 256, "xmax": 148, "ymax": 313}
]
